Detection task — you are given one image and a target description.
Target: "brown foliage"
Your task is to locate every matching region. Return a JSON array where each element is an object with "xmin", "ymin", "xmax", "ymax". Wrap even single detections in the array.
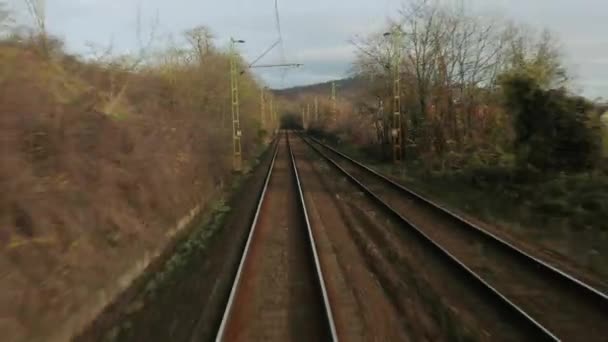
[{"xmin": 0, "ymin": 33, "xmax": 263, "ymax": 340}]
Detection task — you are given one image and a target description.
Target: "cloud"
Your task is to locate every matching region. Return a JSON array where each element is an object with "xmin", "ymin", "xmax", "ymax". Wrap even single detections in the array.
[
  {"xmin": 588, "ymin": 58, "xmax": 608, "ymax": 66},
  {"xmin": 34, "ymin": 0, "xmax": 608, "ymax": 97}
]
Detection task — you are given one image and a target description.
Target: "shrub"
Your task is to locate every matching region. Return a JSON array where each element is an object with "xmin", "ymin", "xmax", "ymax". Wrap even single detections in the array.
[
  {"xmin": 501, "ymin": 74, "xmax": 602, "ymax": 172},
  {"xmin": 0, "ymin": 29, "xmax": 267, "ymax": 341}
]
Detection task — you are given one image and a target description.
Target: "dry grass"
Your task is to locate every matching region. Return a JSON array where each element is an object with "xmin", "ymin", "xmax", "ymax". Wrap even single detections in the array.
[{"xmin": 0, "ymin": 35, "xmax": 264, "ymax": 341}]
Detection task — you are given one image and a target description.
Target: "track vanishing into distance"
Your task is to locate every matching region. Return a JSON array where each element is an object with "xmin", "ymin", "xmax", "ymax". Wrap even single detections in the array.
[
  {"xmin": 301, "ymin": 134, "xmax": 608, "ymax": 342},
  {"xmin": 215, "ymin": 132, "xmax": 337, "ymax": 342},
  {"xmin": 213, "ymin": 131, "xmax": 608, "ymax": 341}
]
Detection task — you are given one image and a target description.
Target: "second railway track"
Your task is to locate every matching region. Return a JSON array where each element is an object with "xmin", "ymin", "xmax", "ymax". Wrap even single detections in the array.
[
  {"xmin": 215, "ymin": 132, "xmax": 336, "ymax": 342},
  {"xmin": 301, "ymin": 134, "xmax": 608, "ymax": 341}
]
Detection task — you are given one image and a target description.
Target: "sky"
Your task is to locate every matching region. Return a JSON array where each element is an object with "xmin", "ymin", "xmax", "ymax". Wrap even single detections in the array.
[{"xmin": 6, "ymin": 0, "xmax": 608, "ymax": 98}]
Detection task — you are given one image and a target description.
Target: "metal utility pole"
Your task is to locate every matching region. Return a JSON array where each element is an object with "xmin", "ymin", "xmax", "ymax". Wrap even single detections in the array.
[
  {"xmin": 385, "ymin": 27, "xmax": 403, "ymax": 163},
  {"xmin": 25, "ymin": 0, "xmax": 46, "ymax": 34},
  {"xmin": 260, "ymin": 88, "xmax": 266, "ymax": 129},
  {"xmin": 392, "ymin": 28, "xmax": 402, "ymax": 163},
  {"xmin": 375, "ymin": 98, "xmax": 386, "ymax": 146},
  {"xmin": 314, "ymin": 97, "xmax": 319, "ymax": 123},
  {"xmin": 269, "ymin": 95, "xmax": 274, "ymax": 128},
  {"xmin": 306, "ymin": 103, "xmax": 311, "ymax": 129},
  {"xmin": 331, "ymin": 81, "xmax": 337, "ymax": 118},
  {"xmin": 273, "ymin": 102, "xmax": 279, "ymax": 133},
  {"xmin": 230, "ymin": 38, "xmax": 245, "ymax": 172},
  {"xmin": 249, "ymin": 62, "xmax": 300, "ymax": 132},
  {"xmin": 227, "ymin": 37, "xmax": 301, "ymax": 171}
]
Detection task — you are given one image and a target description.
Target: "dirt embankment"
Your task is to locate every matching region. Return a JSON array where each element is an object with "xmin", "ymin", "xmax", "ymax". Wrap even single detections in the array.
[
  {"xmin": 77, "ymin": 138, "xmax": 278, "ymax": 342},
  {"xmin": 0, "ymin": 40, "xmax": 264, "ymax": 341}
]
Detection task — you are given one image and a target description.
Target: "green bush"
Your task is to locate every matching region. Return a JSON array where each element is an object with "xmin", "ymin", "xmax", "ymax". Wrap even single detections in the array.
[
  {"xmin": 543, "ymin": 180, "xmax": 568, "ymax": 197},
  {"xmin": 532, "ymin": 198, "xmax": 571, "ymax": 217},
  {"xmin": 501, "ymin": 74, "xmax": 602, "ymax": 172}
]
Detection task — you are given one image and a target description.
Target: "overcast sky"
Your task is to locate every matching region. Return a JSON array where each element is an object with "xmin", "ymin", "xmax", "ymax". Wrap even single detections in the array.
[{"xmin": 6, "ymin": 0, "xmax": 608, "ymax": 98}]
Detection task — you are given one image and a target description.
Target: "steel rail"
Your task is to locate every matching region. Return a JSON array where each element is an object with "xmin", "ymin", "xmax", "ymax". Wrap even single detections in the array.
[
  {"xmin": 300, "ymin": 134, "xmax": 559, "ymax": 341},
  {"xmin": 215, "ymin": 133, "xmax": 337, "ymax": 341},
  {"xmin": 306, "ymin": 135, "xmax": 608, "ymax": 305},
  {"xmin": 287, "ymin": 132, "xmax": 339, "ymax": 341},
  {"xmin": 214, "ymin": 137, "xmax": 280, "ymax": 342}
]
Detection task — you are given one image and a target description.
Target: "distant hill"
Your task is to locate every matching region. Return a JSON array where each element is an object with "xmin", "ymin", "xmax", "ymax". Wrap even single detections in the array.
[{"xmin": 273, "ymin": 77, "xmax": 371, "ymax": 101}]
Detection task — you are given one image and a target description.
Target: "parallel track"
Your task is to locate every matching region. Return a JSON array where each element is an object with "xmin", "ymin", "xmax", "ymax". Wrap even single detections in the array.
[
  {"xmin": 301, "ymin": 134, "xmax": 608, "ymax": 341},
  {"xmin": 215, "ymin": 132, "xmax": 337, "ymax": 342}
]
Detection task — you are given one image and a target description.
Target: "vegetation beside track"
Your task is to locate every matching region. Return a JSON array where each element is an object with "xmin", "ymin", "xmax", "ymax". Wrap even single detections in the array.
[
  {"xmin": 80, "ymin": 141, "xmax": 274, "ymax": 342},
  {"xmin": 291, "ymin": 0, "xmax": 608, "ymax": 283},
  {"xmin": 0, "ymin": 8, "xmax": 275, "ymax": 339},
  {"xmin": 308, "ymin": 130, "xmax": 608, "ymax": 283}
]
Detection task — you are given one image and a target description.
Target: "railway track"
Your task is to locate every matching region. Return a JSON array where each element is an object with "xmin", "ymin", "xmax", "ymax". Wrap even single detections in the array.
[
  {"xmin": 215, "ymin": 132, "xmax": 337, "ymax": 342},
  {"xmin": 301, "ymin": 134, "xmax": 608, "ymax": 341},
  {"xmin": 291, "ymin": 136, "xmax": 530, "ymax": 340}
]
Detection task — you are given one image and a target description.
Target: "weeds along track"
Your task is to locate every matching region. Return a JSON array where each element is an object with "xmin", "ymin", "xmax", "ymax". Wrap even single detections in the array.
[
  {"xmin": 214, "ymin": 132, "xmax": 336, "ymax": 342},
  {"xmin": 301, "ymin": 134, "xmax": 608, "ymax": 341}
]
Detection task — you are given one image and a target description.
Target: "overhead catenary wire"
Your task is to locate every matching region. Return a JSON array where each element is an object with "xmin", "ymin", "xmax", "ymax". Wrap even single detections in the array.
[
  {"xmin": 274, "ymin": 0, "xmax": 286, "ymax": 62},
  {"xmin": 248, "ymin": 39, "xmax": 281, "ymax": 68},
  {"xmin": 274, "ymin": 0, "xmax": 289, "ymax": 85}
]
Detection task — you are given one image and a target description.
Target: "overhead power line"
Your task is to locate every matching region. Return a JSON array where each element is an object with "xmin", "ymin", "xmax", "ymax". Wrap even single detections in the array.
[
  {"xmin": 275, "ymin": 0, "xmax": 289, "ymax": 85},
  {"xmin": 248, "ymin": 39, "xmax": 281, "ymax": 68},
  {"xmin": 274, "ymin": 0, "xmax": 286, "ymax": 63}
]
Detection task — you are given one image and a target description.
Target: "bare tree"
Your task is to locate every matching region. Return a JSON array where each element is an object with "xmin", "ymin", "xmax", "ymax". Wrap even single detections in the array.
[
  {"xmin": 83, "ymin": 5, "xmax": 159, "ymax": 116},
  {"xmin": 351, "ymin": 0, "xmax": 515, "ymax": 162},
  {"xmin": 23, "ymin": 0, "xmax": 44, "ymax": 33},
  {"xmin": 350, "ymin": 32, "xmax": 388, "ymax": 149},
  {"xmin": 400, "ymin": 0, "xmax": 440, "ymax": 122},
  {"xmin": 501, "ymin": 24, "xmax": 567, "ymax": 88},
  {"xmin": 184, "ymin": 25, "xmax": 215, "ymax": 63},
  {"xmin": 23, "ymin": 0, "xmax": 47, "ymax": 53},
  {"xmin": 0, "ymin": 2, "xmax": 13, "ymax": 34}
]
